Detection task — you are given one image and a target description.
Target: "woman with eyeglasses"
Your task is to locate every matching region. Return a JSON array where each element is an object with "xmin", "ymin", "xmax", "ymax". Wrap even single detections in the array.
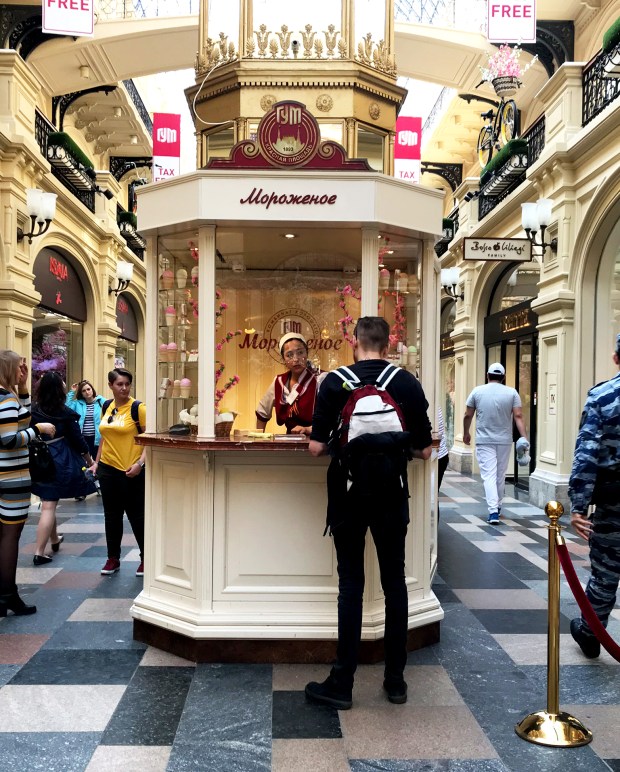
[
  {"xmin": 255, "ymin": 333, "xmax": 324, "ymax": 436},
  {"xmin": 89, "ymin": 368, "xmax": 146, "ymax": 577},
  {"xmin": 30, "ymin": 372, "xmax": 95, "ymax": 565},
  {"xmin": 0, "ymin": 351, "xmax": 55, "ymax": 615}
]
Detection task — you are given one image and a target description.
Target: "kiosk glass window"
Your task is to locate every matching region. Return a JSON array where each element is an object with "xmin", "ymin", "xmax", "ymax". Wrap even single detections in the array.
[
  {"xmin": 156, "ymin": 231, "xmax": 200, "ymax": 433},
  {"xmin": 357, "ymin": 126, "xmax": 384, "ymax": 172},
  {"xmin": 204, "ymin": 127, "xmax": 235, "ymax": 164}
]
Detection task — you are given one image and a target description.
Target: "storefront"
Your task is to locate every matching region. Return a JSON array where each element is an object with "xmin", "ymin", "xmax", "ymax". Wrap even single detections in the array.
[
  {"xmin": 484, "ymin": 264, "xmax": 539, "ymax": 490},
  {"xmin": 32, "ymin": 247, "xmax": 87, "ymax": 390},
  {"xmin": 115, "ymin": 292, "xmax": 139, "ymax": 390},
  {"xmin": 439, "ymin": 301, "xmax": 456, "ymax": 453},
  {"xmin": 132, "ymin": 101, "xmax": 444, "ymax": 662}
]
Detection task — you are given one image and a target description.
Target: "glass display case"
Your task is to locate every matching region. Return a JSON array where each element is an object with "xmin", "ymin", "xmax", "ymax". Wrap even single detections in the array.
[{"xmin": 156, "ymin": 231, "xmax": 199, "ymax": 434}]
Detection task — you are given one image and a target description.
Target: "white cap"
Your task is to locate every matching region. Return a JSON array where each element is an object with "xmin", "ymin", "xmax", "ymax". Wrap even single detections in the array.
[
  {"xmin": 279, "ymin": 332, "xmax": 307, "ymax": 354},
  {"xmin": 487, "ymin": 362, "xmax": 505, "ymax": 376}
]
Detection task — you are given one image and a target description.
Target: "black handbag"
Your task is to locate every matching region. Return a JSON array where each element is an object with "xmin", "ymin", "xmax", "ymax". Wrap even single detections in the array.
[{"xmin": 29, "ymin": 437, "xmax": 56, "ymax": 483}]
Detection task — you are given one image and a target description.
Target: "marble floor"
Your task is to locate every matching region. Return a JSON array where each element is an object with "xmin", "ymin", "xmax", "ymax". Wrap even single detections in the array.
[{"xmin": 1, "ymin": 470, "xmax": 619, "ymax": 771}]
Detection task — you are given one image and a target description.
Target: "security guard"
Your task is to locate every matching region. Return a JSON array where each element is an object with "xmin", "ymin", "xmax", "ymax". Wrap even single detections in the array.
[{"xmin": 569, "ymin": 333, "xmax": 620, "ymax": 658}]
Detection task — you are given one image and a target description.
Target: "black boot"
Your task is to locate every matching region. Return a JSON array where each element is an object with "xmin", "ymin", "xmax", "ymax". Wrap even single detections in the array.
[
  {"xmin": 0, "ymin": 588, "xmax": 37, "ymax": 616},
  {"xmin": 305, "ymin": 667, "xmax": 353, "ymax": 710}
]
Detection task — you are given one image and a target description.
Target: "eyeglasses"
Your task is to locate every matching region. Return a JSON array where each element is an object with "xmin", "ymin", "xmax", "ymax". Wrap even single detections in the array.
[
  {"xmin": 283, "ymin": 349, "xmax": 307, "ymax": 361},
  {"xmin": 107, "ymin": 408, "xmax": 118, "ymax": 424}
]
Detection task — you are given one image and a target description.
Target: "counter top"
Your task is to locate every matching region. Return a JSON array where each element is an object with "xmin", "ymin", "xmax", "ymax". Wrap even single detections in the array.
[{"xmin": 135, "ymin": 433, "xmax": 312, "ymax": 452}]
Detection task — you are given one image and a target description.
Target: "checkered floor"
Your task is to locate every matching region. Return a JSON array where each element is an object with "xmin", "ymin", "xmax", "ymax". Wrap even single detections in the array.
[{"xmin": 1, "ymin": 471, "xmax": 619, "ymax": 771}]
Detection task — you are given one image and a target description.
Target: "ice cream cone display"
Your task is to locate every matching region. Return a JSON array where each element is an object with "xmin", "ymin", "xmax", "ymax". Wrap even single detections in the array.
[
  {"xmin": 167, "ymin": 342, "xmax": 178, "ymax": 362},
  {"xmin": 176, "ymin": 268, "xmax": 188, "ymax": 289},
  {"xmin": 160, "ymin": 377, "xmax": 172, "ymax": 399},
  {"xmin": 159, "ymin": 343, "xmax": 168, "ymax": 362},
  {"xmin": 161, "ymin": 269, "xmax": 174, "ymax": 289},
  {"xmin": 408, "ymin": 275, "xmax": 419, "ymax": 294},
  {"xmin": 379, "ymin": 268, "xmax": 390, "ymax": 290},
  {"xmin": 165, "ymin": 305, "xmax": 176, "ymax": 326},
  {"xmin": 191, "ymin": 266, "xmax": 199, "ymax": 286},
  {"xmin": 180, "ymin": 378, "xmax": 191, "ymax": 398},
  {"xmin": 172, "ymin": 379, "xmax": 181, "ymax": 398}
]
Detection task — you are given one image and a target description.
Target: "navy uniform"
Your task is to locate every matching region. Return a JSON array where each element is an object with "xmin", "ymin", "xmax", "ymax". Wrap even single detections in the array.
[{"xmin": 569, "ymin": 337, "xmax": 620, "ymax": 658}]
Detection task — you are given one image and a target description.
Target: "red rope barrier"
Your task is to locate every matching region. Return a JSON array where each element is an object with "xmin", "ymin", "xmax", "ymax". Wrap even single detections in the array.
[{"xmin": 556, "ymin": 542, "xmax": 620, "ymax": 662}]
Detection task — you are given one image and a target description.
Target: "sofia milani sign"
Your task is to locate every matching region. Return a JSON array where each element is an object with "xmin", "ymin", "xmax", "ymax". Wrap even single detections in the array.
[{"xmin": 43, "ymin": 0, "xmax": 94, "ymax": 36}]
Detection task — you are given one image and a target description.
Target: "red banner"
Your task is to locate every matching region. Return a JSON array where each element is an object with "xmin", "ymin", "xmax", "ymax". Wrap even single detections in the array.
[
  {"xmin": 394, "ymin": 116, "xmax": 422, "ymax": 183},
  {"xmin": 153, "ymin": 113, "xmax": 181, "ymax": 157}
]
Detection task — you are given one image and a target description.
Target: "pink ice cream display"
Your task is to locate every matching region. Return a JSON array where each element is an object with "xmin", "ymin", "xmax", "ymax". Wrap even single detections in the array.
[
  {"xmin": 172, "ymin": 379, "xmax": 181, "ymax": 398},
  {"xmin": 161, "ymin": 269, "xmax": 174, "ymax": 289},
  {"xmin": 167, "ymin": 342, "xmax": 178, "ymax": 362},
  {"xmin": 164, "ymin": 305, "xmax": 176, "ymax": 326},
  {"xmin": 379, "ymin": 268, "xmax": 390, "ymax": 290},
  {"xmin": 180, "ymin": 378, "xmax": 191, "ymax": 398},
  {"xmin": 159, "ymin": 343, "xmax": 168, "ymax": 361}
]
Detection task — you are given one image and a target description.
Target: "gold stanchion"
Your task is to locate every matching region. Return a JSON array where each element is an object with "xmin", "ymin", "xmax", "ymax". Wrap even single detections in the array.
[{"xmin": 515, "ymin": 501, "xmax": 593, "ymax": 747}]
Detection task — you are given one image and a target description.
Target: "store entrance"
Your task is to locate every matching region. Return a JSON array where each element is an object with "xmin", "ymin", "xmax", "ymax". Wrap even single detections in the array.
[{"xmin": 485, "ymin": 301, "xmax": 538, "ymax": 492}]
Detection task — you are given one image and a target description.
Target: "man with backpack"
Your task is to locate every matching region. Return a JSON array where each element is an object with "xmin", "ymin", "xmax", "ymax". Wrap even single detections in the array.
[{"xmin": 305, "ymin": 316, "xmax": 432, "ymax": 709}]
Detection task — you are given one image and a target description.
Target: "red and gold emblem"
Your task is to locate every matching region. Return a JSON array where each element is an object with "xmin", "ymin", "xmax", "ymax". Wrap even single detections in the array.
[{"xmin": 258, "ymin": 102, "xmax": 320, "ymax": 168}]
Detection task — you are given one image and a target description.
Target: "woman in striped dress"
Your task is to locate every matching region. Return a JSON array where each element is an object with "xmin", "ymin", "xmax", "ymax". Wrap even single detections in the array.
[{"xmin": 0, "ymin": 351, "xmax": 55, "ymax": 616}]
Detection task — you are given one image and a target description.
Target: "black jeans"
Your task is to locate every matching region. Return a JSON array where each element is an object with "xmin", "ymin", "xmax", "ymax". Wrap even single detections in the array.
[
  {"xmin": 331, "ymin": 494, "xmax": 409, "ymax": 686},
  {"xmin": 97, "ymin": 462, "xmax": 145, "ymax": 560}
]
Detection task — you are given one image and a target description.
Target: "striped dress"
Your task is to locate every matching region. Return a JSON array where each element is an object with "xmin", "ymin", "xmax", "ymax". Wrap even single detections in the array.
[{"xmin": 0, "ymin": 388, "xmax": 37, "ymax": 524}]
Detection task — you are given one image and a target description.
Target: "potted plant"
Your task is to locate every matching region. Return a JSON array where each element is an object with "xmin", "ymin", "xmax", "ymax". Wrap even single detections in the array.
[
  {"xmin": 480, "ymin": 44, "xmax": 538, "ymax": 98},
  {"xmin": 46, "ymin": 132, "xmax": 94, "ymax": 190},
  {"xmin": 603, "ymin": 17, "xmax": 620, "ymax": 77}
]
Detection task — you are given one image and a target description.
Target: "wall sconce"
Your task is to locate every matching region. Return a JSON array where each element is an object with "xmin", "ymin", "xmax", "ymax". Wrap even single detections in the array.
[
  {"xmin": 440, "ymin": 267, "xmax": 464, "ymax": 301},
  {"xmin": 521, "ymin": 198, "xmax": 558, "ymax": 258},
  {"xmin": 109, "ymin": 260, "xmax": 134, "ymax": 296},
  {"xmin": 17, "ymin": 189, "xmax": 57, "ymax": 244}
]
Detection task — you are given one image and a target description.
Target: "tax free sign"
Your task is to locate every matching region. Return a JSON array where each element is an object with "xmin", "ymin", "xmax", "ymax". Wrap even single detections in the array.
[
  {"xmin": 43, "ymin": 0, "xmax": 94, "ymax": 37},
  {"xmin": 487, "ymin": 1, "xmax": 536, "ymax": 44}
]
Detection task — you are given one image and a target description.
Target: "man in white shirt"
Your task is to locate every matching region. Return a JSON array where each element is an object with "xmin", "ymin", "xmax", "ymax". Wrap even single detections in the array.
[{"xmin": 463, "ymin": 363, "xmax": 528, "ymax": 524}]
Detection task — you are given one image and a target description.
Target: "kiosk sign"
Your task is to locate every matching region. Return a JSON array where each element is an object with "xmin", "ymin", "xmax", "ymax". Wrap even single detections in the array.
[
  {"xmin": 259, "ymin": 103, "xmax": 320, "ymax": 168},
  {"xmin": 464, "ymin": 237, "xmax": 532, "ymax": 262}
]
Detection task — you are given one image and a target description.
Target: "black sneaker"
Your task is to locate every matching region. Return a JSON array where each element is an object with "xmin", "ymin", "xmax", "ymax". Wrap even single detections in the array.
[
  {"xmin": 383, "ymin": 678, "xmax": 408, "ymax": 704},
  {"xmin": 570, "ymin": 618, "xmax": 600, "ymax": 659},
  {"xmin": 305, "ymin": 674, "xmax": 352, "ymax": 710}
]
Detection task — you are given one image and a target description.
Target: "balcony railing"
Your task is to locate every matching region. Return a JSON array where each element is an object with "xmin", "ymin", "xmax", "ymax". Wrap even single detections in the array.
[
  {"xmin": 477, "ymin": 114, "xmax": 546, "ymax": 222},
  {"xmin": 122, "ymin": 80, "xmax": 153, "ymax": 136},
  {"xmin": 35, "ymin": 110, "xmax": 95, "ymax": 213},
  {"xmin": 583, "ymin": 48, "xmax": 620, "ymax": 126}
]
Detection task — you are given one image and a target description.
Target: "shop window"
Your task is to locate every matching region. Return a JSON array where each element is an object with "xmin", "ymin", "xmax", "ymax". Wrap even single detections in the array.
[
  {"xmin": 204, "ymin": 127, "xmax": 235, "ymax": 163},
  {"xmin": 32, "ymin": 311, "xmax": 83, "ymax": 392},
  {"xmin": 489, "ymin": 263, "xmax": 540, "ymax": 314},
  {"xmin": 318, "ymin": 122, "xmax": 344, "ymax": 145},
  {"xmin": 357, "ymin": 126, "xmax": 384, "ymax": 172},
  {"xmin": 115, "ymin": 293, "xmax": 139, "ymax": 397}
]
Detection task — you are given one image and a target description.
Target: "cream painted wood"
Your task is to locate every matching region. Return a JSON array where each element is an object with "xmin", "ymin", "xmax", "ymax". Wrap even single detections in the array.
[
  {"xmin": 199, "ymin": 226, "xmax": 216, "ymax": 438},
  {"xmin": 132, "ymin": 447, "xmax": 442, "ymax": 640},
  {"xmin": 361, "ymin": 228, "xmax": 380, "ymax": 316}
]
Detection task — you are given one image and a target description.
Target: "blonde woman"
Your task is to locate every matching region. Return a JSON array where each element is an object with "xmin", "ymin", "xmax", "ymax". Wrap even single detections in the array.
[{"xmin": 0, "ymin": 350, "xmax": 54, "ymax": 616}]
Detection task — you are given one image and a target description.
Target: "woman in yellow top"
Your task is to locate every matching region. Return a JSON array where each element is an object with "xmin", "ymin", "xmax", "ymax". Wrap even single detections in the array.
[{"xmin": 89, "ymin": 368, "xmax": 146, "ymax": 578}]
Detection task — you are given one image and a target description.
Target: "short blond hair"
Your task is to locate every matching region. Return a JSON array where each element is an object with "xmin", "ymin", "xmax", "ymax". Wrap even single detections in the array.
[{"xmin": 0, "ymin": 350, "xmax": 20, "ymax": 394}]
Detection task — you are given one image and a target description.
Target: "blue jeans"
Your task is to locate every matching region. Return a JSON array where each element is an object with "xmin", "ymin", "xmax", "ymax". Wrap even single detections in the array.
[{"xmin": 331, "ymin": 492, "xmax": 409, "ymax": 686}]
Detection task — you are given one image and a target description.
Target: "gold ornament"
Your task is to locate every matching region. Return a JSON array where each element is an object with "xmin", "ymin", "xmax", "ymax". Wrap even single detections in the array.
[
  {"xmin": 316, "ymin": 94, "xmax": 333, "ymax": 112},
  {"xmin": 369, "ymin": 102, "xmax": 380, "ymax": 120},
  {"xmin": 260, "ymin": 94, "xmax": 277, "ymax": 112}
]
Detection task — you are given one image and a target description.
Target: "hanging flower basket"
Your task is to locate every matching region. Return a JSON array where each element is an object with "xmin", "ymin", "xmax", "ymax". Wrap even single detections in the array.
[{"xmin": 491, "ymin": 76, "xmax": 520, "ymax": 98}]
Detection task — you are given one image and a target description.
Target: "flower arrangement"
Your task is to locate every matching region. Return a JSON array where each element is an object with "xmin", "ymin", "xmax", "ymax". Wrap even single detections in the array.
[
  {"xmin": 337, "ymin": 284, "xmax": 361, "ymax": 347},
  {"xmin": 214, "ymin": 290, "xmax": 242, "ymax": 410},
  {"xmin": 389, "ymin": 293, "xmax": 406, "ymax": 348},
  {"xmin": 479, "ymin": 43, "xmax": 537, "ymax": 84}
]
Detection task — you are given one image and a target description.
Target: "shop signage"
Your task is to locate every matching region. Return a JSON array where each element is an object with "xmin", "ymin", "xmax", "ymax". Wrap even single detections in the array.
[
  {"xmin": 209, "ymin": 101, "xmax": 371, "ymax": 171},
  {"xmin": 440, "ymin": 333, "xmax": 455, "ymax": 357},
  {"xmin": 43, "ymin": 0, "xmax": 94, "ymax": 37},
  {"xmin": 484, "ymin": 300, "xmax": 537, "ymax": 344},
  {"xmin": 239, "ymin": 308, "xmax": 343, "ymax": 364},
  {"xmin": 487, "ymin": 1, "xmax": 536, "ymax": 43},
  {"xmin": 153, "ymin": 113, "xmax": 181, "ymax": 182},
  {"xmin": 116, "ymin": 293, "xmax": 139, "ymax": 343},
  {"xmin": 240, "ymin": 188, "xmax": 338, "ymax": 209},
  {"xmin": 33, "ymin": 248, "xmax": 86, "ymax": 322},
  {"xmin": 394, "ymin": 116, "xmax": 422, "ymax": 184},
  {"xmin": 463, "ymin": 237, "xmax": 532, "ymax": 262}
]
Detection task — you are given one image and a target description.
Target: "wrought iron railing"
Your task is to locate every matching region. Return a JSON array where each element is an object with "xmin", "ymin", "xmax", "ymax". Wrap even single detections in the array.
[
  {"xmin": 583, "ymin": 48, "xmax": 620, "ymax": 126},
  {"xmin": 116, "ymin": 203, "xmax": 145, "ymax": 261},
  {"xmin": 477, "ymin": 114, "xmax": 546, "ymax": 221},
  {"xmin": 34, "ymin": 109, "xmax": 95, "ymax": 213},
  {"xmin": 447, "ymin": 204, "xmax": 459, "ymax": 235},
  {"xmin": 122, "ymin": 80, "xmax": 153, "ymax": 136}
]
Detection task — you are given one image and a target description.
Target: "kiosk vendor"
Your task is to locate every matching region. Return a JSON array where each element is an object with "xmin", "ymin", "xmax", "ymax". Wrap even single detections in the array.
[{"xmin": 255, "ymin": 333, "xmax": 325, "ymax": 435}]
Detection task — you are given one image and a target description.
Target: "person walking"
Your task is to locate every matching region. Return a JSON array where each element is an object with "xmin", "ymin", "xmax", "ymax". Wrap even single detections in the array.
[
  {"xmin": 66, "ymin": 379, "xmax": 105, "ymax": 500},
  {"xmin": 89, "ymin": 368, "xmax": 146, "ymax": 577},
  {"xmin": 0, "ymin": 350, "xmax": 55, "ymax": 615},
  {"xmin": 304, "ymin": 317, "xmax": 432, "ymax": 709},
  {"xmin": 463, "ymin": 363, "xmax": 528, "ymax": 525},
  {"xmin": 30, "ymin": 372, "xmax": 95, "ymax": 564},
  {"xmin": 569, "ymin": 334, "xmax": 620, "ymax": 659}
]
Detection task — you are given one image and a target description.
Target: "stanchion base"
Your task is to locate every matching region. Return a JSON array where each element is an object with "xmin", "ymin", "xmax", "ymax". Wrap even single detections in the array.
[{"xmin": 515, "ymin": 710, "xmax": 592, "ymax": 747}]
